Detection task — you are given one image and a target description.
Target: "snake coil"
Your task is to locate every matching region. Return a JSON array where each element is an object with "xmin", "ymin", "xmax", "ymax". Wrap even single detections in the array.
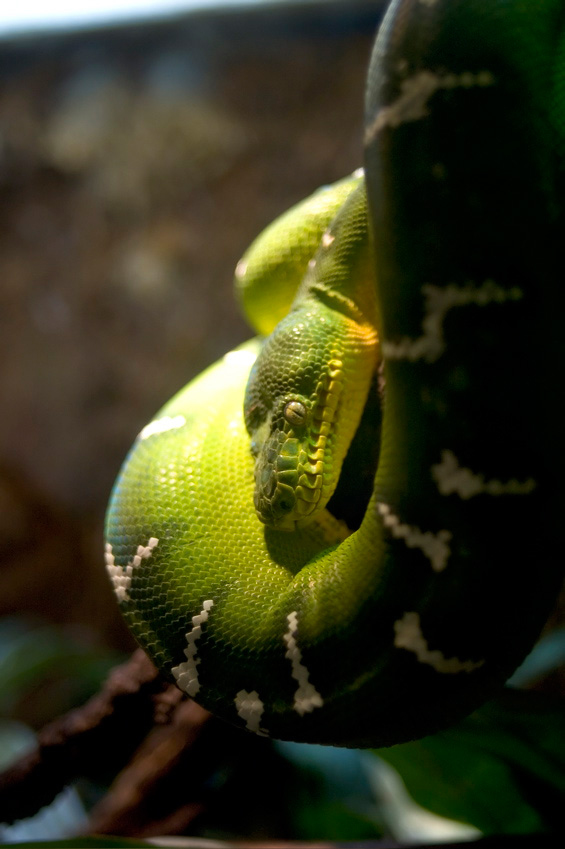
[{"xmin": 105, "ymin": 0, "xmax": 565, "ymax": 748}]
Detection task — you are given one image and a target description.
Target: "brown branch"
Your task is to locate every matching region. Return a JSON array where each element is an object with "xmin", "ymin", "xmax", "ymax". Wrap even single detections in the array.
[
  {"xmin": 88, "ymin": 698, "xmax": 211, "ymax": 836},
  {"xmin": 0, "ymin": 649, "xmax": 213, "ymax": 826}
]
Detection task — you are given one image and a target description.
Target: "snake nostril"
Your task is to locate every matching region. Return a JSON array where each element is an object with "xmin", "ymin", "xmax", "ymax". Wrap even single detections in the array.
[{"xmin": 273, "ymin": 484, "xmax": 296, "ymax": 515}]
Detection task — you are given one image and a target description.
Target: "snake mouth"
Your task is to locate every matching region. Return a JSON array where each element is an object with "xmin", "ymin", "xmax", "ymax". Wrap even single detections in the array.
[
  {"xmin": 253, "ymin": 464, "xmax": 298, "ymax": 531},
  {"xmin": 253, "ymin": 431, "xmax": 317, "ymax": 531}
]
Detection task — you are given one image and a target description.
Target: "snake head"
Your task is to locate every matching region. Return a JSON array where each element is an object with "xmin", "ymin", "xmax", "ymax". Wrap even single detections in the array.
[
  {"xmin": 244, "ymin": 323, "xmax": 324, "ymax": 531},
  {"xmin": 244, "ymin": 305, "xmax": 376, "ymax": 532},
  {"xmin": 245, "ymin": 388, "xmax": 318, "ymax": 531}
]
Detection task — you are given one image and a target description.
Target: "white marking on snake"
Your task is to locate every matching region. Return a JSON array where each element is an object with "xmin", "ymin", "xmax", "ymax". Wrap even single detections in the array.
[
  {"xmin": 322, "ymin": 230, "xmax": 335, "ymax": 248},
  {"xmin": 365, "ymin": 70, "xmax": 495, "ymax": 142},
  {"xmin": 172, "ymin": 599, "xmax": 214, "ymax": 697},
  {"xmin": 377, "ymin": 504, "xmax": 451, "ymax": 572},
  {"xmin": 432, "ymin": 450, "xmax": 537, "ymax": 499},
  {"xmin": 234, "ymin": 258, "xmax": 248, "ymax": 279},
  {"xmin": 383, "ymin": 280, "xmax": 523, "ymax": 362},
  {"xmin": 235, "ymin": 690, "xmax": 269, "ymax": 736},
  {"xmin": 394, "ymin": 612, "xmax": 485, "ymax": 673},
  {"xmin": 224, "ymin": 348, "xmax": 258, "ymax": 368},
  {"xmin": 140, "ymin": 416, "xmax": 186, "ymax": 440},
  {"xmin": 283, "ymin": 612, "xmax": 323, "ymax": 715},
  {"xmin": 105, "ymin": 537, "xmax": 159, "ymax": 602}
]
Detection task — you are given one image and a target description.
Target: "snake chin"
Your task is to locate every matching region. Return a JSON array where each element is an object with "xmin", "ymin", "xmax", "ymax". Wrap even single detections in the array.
[
  {"xmin": 253, "ymin": 452, "xmax": 318, "ymax": 532},
  {"xmin": 253, "ymin": 468, "xmax": 298, "ymax": 531}
]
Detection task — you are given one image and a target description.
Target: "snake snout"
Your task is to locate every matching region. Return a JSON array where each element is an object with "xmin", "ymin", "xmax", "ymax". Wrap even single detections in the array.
[{"xmin": 253, "ymin": 461, "xmax": 299, "ymax": 531}]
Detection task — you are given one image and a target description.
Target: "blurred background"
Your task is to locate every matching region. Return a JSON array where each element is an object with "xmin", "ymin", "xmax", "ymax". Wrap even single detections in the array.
[
  {"xmin": 0, "ymin": 0, "xmax": 377, "ymax": 646},
  {"xmin": 0, "ymin": 0, "xmax": 563, "ymax": 845}
]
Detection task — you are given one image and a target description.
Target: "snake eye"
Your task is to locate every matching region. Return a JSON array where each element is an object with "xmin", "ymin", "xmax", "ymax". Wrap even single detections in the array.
[{"xmin": 284, "ymin": 400, "xmax": 308, "ymax": 427}]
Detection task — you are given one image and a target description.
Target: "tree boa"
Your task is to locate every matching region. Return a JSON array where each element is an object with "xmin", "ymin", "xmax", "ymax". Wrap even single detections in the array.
[{"xmin": 105, "ymin": 0, "xmax": 565, "ymax": 748}]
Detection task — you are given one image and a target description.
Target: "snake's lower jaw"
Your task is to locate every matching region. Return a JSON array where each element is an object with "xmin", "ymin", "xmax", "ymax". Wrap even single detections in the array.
[
  {"xmin": 255, "ymin": 503, "xmax": 325, "ymax": 533},
  {"xmin": 253, "ymin": 479, "xmax": 318, "ymax": 532},
  {"xmin": 254, "ymin": 492, "xmax": 305, "ymax": 532},
  {"xmin": 268, "ymin": 515, "xmax": 298, "ymax": 532},
  {"xmin": 254, "ymin": 473, "xmax": 329, "ymax": 532},
  {"xmin": 256, "ymin": 510, "xmax": 316, "ymax": 533},
  {"xmin": 253, "ymin": 480, "xmax": 296, "ymax": 531}
]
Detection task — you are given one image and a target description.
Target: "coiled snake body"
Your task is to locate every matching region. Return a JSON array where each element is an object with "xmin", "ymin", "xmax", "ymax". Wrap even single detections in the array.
[{"xmin": 105, "ymin": 0, "xmax": 565, "ymax": 748}]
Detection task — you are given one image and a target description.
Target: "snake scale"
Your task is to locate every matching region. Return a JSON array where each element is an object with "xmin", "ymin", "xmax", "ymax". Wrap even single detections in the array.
[{"xmin": 105, "ymin": 0, "xmax": 565, "ymax": 748}]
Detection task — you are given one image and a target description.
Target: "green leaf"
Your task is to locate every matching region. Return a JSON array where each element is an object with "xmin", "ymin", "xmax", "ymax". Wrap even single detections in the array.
[
  {"xmin": 275, "ymin": 742, "xmax": 383, "ymax": 840},
  {"xmin": 508, "ymin": 628, "xmax": 565, "ymax": 687},
  {"xmin": 0, "ymin": 618, "xmax": 123, "ymax": 718},
  {"xmin": 373, "ymin": 690, "xmax": 565, "ymax": 836}
]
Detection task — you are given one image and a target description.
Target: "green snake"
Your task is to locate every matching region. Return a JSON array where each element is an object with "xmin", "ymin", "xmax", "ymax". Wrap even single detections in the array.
[{"xmin": 105, "ymin": 0, "xmax": 565, "ymax": 748}]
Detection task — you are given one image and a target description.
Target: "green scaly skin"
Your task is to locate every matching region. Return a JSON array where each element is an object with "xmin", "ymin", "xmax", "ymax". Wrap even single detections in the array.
[
  {"xmin": 105, "ymin": 0, "xmax": 565, "ymax": 748},
  {"xmin": 235, "ymin": 170, "xmax": 363, "ymax": 337}
]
